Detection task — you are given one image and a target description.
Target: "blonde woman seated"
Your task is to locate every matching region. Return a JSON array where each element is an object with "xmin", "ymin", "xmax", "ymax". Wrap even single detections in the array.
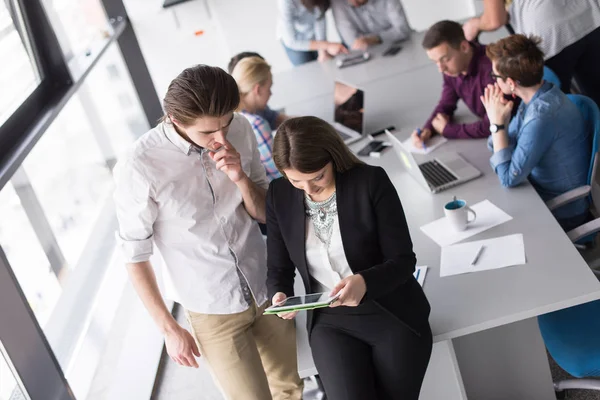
[{"xmin": 232, "ymin": 57, "xmax": 282, "ymax": 181}]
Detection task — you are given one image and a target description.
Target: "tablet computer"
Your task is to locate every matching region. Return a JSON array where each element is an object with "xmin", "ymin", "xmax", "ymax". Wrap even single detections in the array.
[{"xmin": 264, "ymin": 293, "xmax": 340, "ymax": 315}]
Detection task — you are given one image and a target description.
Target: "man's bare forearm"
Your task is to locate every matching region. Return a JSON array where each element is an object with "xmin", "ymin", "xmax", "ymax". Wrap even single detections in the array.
[
  {"xmin": 127, "ymin": 261, "xmax": 178, "ymax": 335},
  {"xmin": 236, "ymin": 175, "xmax": 267, "ymax": 223}
]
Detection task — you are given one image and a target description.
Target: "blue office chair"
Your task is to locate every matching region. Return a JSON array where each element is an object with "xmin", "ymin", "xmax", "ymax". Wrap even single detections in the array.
[
  {"xmin": 538, "ymin": 300, "xmax": 600, "ymax": 398},
  {"xmin": 543, "ymin": 66, "xmax": 561, "ymax": 88},
  {"xmin": 540, "ymin": 95, "xmax": 600, "ymax": 398},
  {"xmin": 545, "ymin": 95, "xmax": 600, "ymax": 253}
]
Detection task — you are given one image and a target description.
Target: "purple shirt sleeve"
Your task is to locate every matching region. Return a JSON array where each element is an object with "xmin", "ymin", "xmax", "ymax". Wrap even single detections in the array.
[
  {"xmin": 441, "ymin": 113, "xmax": 491, "ymax": 139},
  {"xmin": 424, "ymin": 75, "xmax": 459, "ymax": 132}
]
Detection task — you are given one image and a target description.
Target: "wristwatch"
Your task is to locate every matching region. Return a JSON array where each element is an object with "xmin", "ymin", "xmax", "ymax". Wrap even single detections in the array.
[{"xmin": 489, "ymin": 123, "xmax": 505, "ymax": 134}]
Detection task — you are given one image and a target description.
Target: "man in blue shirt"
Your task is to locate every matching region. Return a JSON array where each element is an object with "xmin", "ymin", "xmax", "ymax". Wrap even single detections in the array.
[{"xmin": 481, "ymin": 34, "xmax": 591, "ymax": 231}]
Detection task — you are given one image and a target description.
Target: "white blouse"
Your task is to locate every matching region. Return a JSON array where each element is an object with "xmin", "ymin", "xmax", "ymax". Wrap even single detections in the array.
[{"xmin": 305, "ymin": 213, "xmax": 354, "ymax": 293}]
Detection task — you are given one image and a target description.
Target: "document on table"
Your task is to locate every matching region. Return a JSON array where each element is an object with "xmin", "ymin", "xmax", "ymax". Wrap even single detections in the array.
[
  {"xmin": 413, "ymin": 266, "xmax": 428, "ymax": 286},
  {"xmin": 440, "ymin": 234, "xmax": 526, "ymax": 277},
  {"xmin": 402, "ymin": 135, "xmax": 447, "ymax": 154},
  {"xmin": 420, "ymin": 200, "xmax": 512, "ymax": 247}
]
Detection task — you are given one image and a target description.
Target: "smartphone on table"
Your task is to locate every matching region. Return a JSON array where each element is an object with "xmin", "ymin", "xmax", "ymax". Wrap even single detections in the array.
[
  {"xmin": 357, "ymin": 140, "xmax": 391, "ymax": 157},
  {"xmin": 383, "ymin": 44, "xmax": 403, "ymax": 57}
]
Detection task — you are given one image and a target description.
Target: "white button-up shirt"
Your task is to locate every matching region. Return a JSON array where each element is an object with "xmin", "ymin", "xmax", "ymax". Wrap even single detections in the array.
[
  {"xmin": 113, "ymin": 114, "xmax": 270, "ymax": 314},
  {"xmin": 305, "ymin": 214, "xmax": 353, "ymax": 293}
]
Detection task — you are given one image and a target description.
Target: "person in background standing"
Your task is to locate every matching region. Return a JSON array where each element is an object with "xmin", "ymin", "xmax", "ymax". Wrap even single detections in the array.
[
  {"xmin": 463, "ymin": 0, "xmax": 600, "ymax": 105},
  {"xmin": 277, "ymin": 0, "xmax": 348, "ymax": 66}
]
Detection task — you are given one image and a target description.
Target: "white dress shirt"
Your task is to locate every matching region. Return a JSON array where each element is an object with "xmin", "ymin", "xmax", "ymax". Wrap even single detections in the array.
[
  {"xmin": 305, "ymin": 214, "xmax": 353, "ymax": 293},
  {"xmin": 113, "ymin": 114, "xmax": 270, "ymax": 314}
]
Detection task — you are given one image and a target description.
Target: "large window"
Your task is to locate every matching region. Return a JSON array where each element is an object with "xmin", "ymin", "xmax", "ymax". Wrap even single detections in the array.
[
  {"xmin": 0, "ymin": 0, "xmax": 42, "ymax": 125},
  {"xmin": 0, "ymin": 341, "xmax": 30, "ymax": 400},
  {"xmin": 0, "ymin": 0, "xmax": 160, "ymax": 398},
  {"xmin": 21, "ymin": 98, "xmax": 115, "ymax": 270},
  {"xmin": 0, "ymin": 182, "xmax": 60, "ymax": 325},
  {"xmin": 43, "ymin": 0, "xmax": 111, "ymax": 59},
  {"xmin": 0, "ymin": 40, "xmax": 149, "ymax": 398}
]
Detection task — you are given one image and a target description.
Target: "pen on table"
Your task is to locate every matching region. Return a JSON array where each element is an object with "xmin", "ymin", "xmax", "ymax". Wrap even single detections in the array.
[
  {"xmin": 471, "ymin": 245, "xmax": 485, "ymax": 266},
  {"xmin": 416, "ymin": 128, "xmax": 427, "ymax": 150}
]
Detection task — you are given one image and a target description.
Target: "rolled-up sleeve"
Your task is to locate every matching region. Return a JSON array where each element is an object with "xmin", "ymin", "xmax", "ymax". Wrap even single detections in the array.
[
  {"xmin": 489, "ymin": 118, "xmax": 552, "ymax": 188},
  {"xmin": 113, "ymin": 158, "xmax": 158, "ymax": 263}
]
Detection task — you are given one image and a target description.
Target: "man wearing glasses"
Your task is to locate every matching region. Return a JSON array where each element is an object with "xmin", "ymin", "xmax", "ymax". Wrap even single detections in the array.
[{"xmin": 412, "ymin": 20, "xmax": 502, "ymax": 148}]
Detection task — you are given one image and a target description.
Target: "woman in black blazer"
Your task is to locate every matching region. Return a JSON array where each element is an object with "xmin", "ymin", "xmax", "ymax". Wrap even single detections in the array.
[{"xmin": 266, "ymin": 116, "xmax": 432, "ymax": 400}]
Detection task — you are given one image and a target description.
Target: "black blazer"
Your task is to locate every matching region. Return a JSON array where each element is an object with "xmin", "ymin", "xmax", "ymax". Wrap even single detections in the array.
[{"xmin": 266, "ymin": 164, "xmax": 430, "ymax": 336}]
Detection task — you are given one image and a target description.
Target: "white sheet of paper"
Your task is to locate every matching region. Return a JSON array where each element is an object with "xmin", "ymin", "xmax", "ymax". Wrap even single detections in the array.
[
  {"xmin": 413, "ymin": 266, "xmax": 428, "ymax": 286},
  {"xmin": 402, "ymin": 134, "xmax": 447, "ymax": 154},
  {"xmin": 420, "ymin": 200, "xmax": 513, "ymax": 247},
  {"xmin": 440, "ymin": 234, "xmax": 526, "ymax": 277}
]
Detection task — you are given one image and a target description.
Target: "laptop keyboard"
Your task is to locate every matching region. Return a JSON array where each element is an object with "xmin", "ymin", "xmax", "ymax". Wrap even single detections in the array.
[
  {"xmin": 336, "ymin": 129, "xmax": 351, "ymax": 141},
  {"xmin": 419, "ymin": 160, "xmax": 458, "ymax": 189}
]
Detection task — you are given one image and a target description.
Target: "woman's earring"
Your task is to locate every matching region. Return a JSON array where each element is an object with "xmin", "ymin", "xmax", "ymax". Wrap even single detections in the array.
[{"xmin": 511, "ymin": 87, "xmax": 516, "ymax": 99}]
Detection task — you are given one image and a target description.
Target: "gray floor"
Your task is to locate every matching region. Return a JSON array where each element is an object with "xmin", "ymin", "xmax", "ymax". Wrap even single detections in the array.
[
  {"xmin": 549, "ymin": 356, "xmax": 600, "ymax": 400},
  {"xmin": 150, "ymin": 305, "xmax": 600, "ymax": 400}
]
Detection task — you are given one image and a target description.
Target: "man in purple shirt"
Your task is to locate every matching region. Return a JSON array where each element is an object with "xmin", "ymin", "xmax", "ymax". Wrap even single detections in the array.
[{"xmin": 412, "ymin": 20, "xmax": 495, "ymax": 147}]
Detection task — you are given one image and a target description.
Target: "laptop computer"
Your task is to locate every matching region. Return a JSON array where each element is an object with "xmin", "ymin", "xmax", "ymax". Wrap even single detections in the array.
[
  {"xmin": 385, "ymin": 130, "xmax": 482, "ymax": 193},
  {"xmin": 333, "ymin": 81, "xmax": 365, "ymax": 145}
]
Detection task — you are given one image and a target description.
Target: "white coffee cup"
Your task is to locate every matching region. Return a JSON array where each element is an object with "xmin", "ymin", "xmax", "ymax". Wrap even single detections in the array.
[{"xmin": 444, "ymin": 199, "xmax": 476, "ymax": 231}]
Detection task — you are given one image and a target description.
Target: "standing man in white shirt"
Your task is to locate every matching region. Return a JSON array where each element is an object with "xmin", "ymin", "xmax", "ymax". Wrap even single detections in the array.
[
  {"xmin": 113, "ymin": 65, "xmax": 303, "ymax": 400},
  {"xmin": 331, "ymin": 0, "xmax": 412, "ymax": 51}
]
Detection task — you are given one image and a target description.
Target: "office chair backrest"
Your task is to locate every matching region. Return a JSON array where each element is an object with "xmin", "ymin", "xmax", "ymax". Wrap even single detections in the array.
[
  {"xmin": 543, "ymin": 66, "xmax": 561, "ymax": 88},
  {"xmin": 568, "ymin": 94, "xmax": 600, "ymax": 215}
]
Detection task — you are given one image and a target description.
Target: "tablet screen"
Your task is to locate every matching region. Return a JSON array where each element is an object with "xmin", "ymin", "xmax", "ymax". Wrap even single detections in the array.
[{"xmin": 270, "ymin": 293, "xmax": 335, "ymax": 309}]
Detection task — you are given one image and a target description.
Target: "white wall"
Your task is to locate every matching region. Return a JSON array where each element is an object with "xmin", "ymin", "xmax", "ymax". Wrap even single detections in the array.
[{"xmin": 402, "ymin": 0, "xmax": 476, "ymax": 31}]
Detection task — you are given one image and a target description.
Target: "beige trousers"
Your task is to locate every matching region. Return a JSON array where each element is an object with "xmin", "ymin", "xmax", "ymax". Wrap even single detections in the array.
[{"xmin": 185, "ymin": 301, "xmax": 303, "ymax": 400}]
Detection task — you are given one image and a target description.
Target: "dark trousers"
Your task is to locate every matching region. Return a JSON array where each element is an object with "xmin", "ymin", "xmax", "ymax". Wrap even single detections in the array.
[
  {"xmin": 557, "ymin": 211, "xmax": 591, "ymax": 233},
  {"xmin": 309, "ymin": 301, "xmax": 432, "ymax": 400},
  {"xmin": 545, "ymin": 27, "xmax": 600, "ymax": 105}
]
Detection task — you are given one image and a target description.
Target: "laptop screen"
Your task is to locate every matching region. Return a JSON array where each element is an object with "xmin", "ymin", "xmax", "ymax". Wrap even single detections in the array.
[{"xmin": 334, "ymin": 81, "xmax": 364, "ymax": 134}]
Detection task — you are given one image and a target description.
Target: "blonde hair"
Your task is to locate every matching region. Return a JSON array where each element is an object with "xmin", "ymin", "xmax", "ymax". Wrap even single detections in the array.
[{"xmin": 231, "ymin": 56, "xmax": 271, "ymax": 96}]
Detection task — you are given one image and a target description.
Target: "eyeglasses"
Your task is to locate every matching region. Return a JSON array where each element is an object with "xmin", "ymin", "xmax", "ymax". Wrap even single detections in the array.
[{"xmin": 490, "ymin": 71, "xmax": 504, "ymax": 81}]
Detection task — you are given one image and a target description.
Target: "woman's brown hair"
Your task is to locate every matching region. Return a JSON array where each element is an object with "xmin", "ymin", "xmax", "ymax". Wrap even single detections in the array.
[
  {"xmin": 486, "ymin": 34, "xmax": 545, "ymax": 88},
  {"xmin": 301, "ymin": 0, "xmax": 330, "ymax": 17},
  {"xmin": 273, "ymin": 116, "xmax": 363, "ymax": 174},
  {"xmin": 161, "ymin": 65, "xmax": 240, "ymax": 125}
]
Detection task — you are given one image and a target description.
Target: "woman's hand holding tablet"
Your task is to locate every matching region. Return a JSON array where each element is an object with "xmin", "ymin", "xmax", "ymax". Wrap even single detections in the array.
[{"xmin": 266, "ymin": 292, "xmax": 341, "ymax": 318}]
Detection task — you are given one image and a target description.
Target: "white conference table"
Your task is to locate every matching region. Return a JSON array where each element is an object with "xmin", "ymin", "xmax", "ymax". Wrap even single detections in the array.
[
  {"xmin": 280, "ymin": 60, "xmax": 600, "ymax": 399},
  {"xmin": 270, "ymin": 28, "xmax": 509, "ymax": 109}
]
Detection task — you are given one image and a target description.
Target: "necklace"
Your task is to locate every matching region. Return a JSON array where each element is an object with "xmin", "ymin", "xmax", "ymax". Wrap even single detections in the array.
[{"xmin": 305, "ymin": 191, "xmax": 337, "ymax": 246}]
